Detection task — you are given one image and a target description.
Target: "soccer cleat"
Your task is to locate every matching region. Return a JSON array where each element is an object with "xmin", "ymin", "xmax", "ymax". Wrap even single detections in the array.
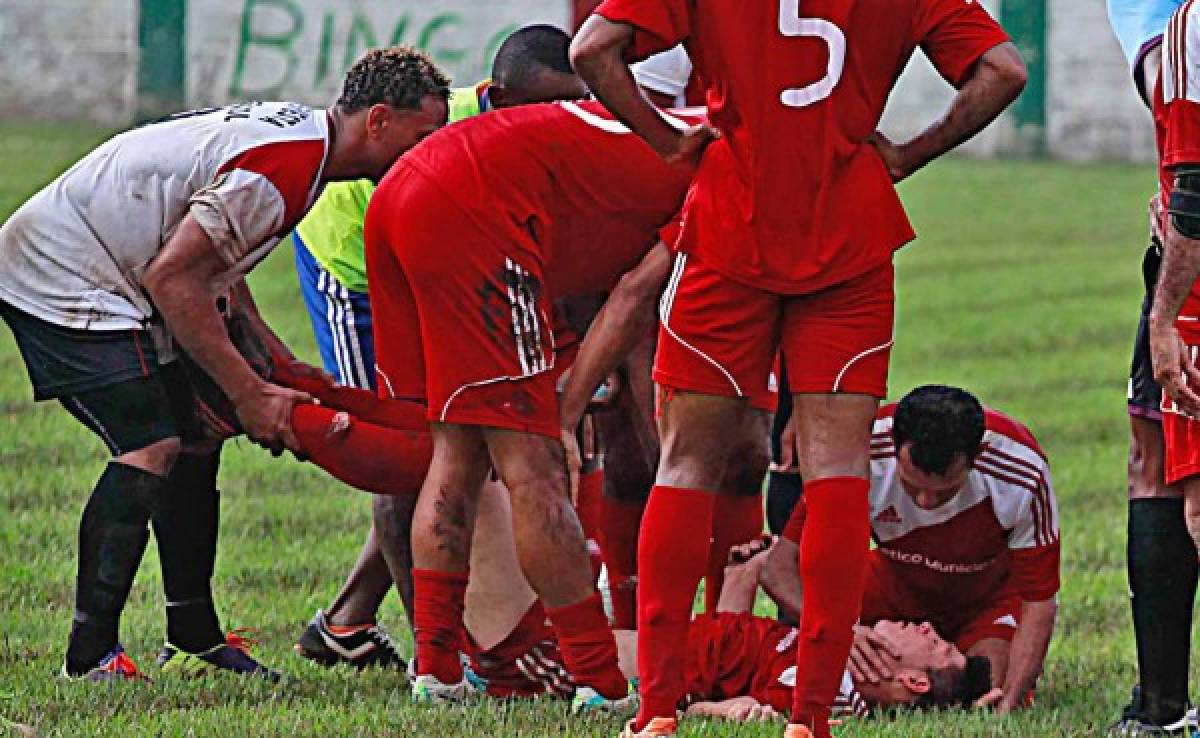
[
  {"xmin": 618, "ymin": 717, "xmax": 677, "ymax": 738},
  {"xmin": 410, "ymin": 673, "xmax": 482, "ymax": 704},
  {"xmin": 783, "ymin": 725, "xmax": 820, "ymax": 738},
  {"xmin": 294, "ymin": 609, "xmax": 407, "ymax": 671},
  {"xmin": 62, "ymin": 644, "xmax": 148, "ymax": 683},
  {"xmin": 1107, "ymin": 686, "xmax": 1199, "ymax": 736},
  {"xmin": 572, "ymin": 683, "xmax": 639, "ymax": 714},
  {"xmin": 158, "ymin": 629, "xmax": 282, "ymax": 681}
]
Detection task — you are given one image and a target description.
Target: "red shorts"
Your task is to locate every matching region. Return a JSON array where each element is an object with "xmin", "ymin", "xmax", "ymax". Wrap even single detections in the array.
[
  {"xmin": 654, "ymin": 254, "xmax": 894, "ymax": 402},
  {"xmin": 366, "ymin": 163, "xmax": 561, "ymax": 438},
  {"xmin": 858, "ymin": 551, "xmax": 1021, "ymax": 652},
  {"xmin": 1162, "ymin": 344, "xmax": 1200, "ymax": 484}
]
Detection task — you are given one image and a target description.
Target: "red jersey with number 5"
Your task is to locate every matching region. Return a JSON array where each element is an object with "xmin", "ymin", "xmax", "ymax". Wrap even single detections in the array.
[{"xmin": 594, "ymin": 0, "xmax": 1010, "ymax": 294}]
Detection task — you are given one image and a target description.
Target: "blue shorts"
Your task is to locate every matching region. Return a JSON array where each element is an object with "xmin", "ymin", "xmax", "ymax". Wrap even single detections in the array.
[{"xmin": 293, "ymin": 233, "xmax": 376, "ymax": 390}]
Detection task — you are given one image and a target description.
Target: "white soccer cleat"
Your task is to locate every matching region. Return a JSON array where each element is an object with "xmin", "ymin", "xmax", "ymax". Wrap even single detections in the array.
[{"xmin": 410, "ymin": 672, "xmax": 482, "ymax": 704}]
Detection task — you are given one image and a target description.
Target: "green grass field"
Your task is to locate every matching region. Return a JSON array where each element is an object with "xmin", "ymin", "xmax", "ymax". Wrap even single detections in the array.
[{"xmin": 0, "ymin": 121, "xmax": 1172, "ymax": 737}]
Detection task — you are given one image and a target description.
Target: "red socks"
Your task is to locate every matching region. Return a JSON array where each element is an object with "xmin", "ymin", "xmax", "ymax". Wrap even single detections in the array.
[
  {"xmin": 291, "ymin": 404, "xmax": 432, "ymax": 496},
  {"xmin": 636, "ymin": 485, "xmax": 716, "ymax": 727},
  {"xmin": 599, "ymin": 496, "xmax": 646, "ymax": 630},
  {"xmin": 412, "ymin": 568, "xmax": 468, "ymax": 683},
  {"xmin": 704, "ymin": 493, "xmax": 764, "ymax": 613},
  {"xmin": 790, "ymin": 477, "xmax": 870, "ymax": 733},
  {"xmin": 576, "ymin": 470, "xmax": 605, "ymax": 581},
  {"xmin": 545, "ymin": 592, "xmax": 627, "ymax": 698}
]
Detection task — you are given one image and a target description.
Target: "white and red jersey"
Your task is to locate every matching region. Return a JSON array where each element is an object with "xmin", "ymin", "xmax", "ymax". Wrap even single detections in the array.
[
  {"xmin": 0, "ymin": 102, "xmax": 331, "ymax": 332},
  {"xmin": 786, "ymin": 405, "xmax": 1061, "ymax": 608},
  {"xmin": 1156, "ymin": 1, "xmax": 1200, "ymax": 342},
  {"xmin": 593, "ymin": 0, "xmax": 1009, "ymax": 294}
]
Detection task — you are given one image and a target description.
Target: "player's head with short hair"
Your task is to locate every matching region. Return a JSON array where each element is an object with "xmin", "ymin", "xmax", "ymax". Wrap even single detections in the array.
[
  {"xmin": 891, "ymin": 385, "xmax": 985, "ymax": 508},
  {"xmin": 488, "ymin": 25, "xmax": 588, "ymax": 108},
  {"xmin": 334, "ymin": 46, "xmax": 452, "ymax": 181},
  {"xmin": 914, "ymin": 656, "xmax": 994, "ymax": 710},
  {"xmin": 855, "ymin": 620, "xmax": 991, "ymax": 711}
]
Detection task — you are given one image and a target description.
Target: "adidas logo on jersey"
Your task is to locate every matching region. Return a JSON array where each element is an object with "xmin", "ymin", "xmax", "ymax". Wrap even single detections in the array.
[{"xmin": 874, "ymin": 505, "xmax": 902, "ymax": 525}]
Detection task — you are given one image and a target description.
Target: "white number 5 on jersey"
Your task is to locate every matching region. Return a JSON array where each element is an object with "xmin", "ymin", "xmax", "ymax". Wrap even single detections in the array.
[{"xmin": 778, "ymin": 0, "xmax": 847, "ymax": 108}]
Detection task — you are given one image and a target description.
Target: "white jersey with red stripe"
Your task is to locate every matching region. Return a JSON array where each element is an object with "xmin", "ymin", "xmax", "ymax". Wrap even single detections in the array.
[
  {"xmin": 0, "ymin": 102, "xmax": 331, "ymax": 333},
  {"xmin": 868, "ymin": 405, "xmax": 1061, "ymax": 607}
]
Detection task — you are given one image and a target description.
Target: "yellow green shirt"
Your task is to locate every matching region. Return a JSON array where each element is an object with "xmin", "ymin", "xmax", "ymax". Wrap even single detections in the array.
[{"xmin": 294, "ymin": 83, "xmax": 488, "ymax": 293}]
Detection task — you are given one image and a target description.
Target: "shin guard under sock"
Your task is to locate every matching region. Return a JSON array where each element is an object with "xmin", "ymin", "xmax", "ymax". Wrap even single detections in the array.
[
  {"xmin": 412, "ymin": 568, "xmax": 468, "ymax": 683},
  {"xmin": 790, "ymin": 477, "xmax": 870, "ymax": 733},
  {"xmin": 292, "ymin": 404, "xmax": 432, "ymax": 496},
  {"xmin": 577, "ymin": 470, "xmax": 605, "ymax": 581},
  {"xmin": 599, "ymin": 496, "xmax": 645, "ymax": 630},
  {"xmin": 154, "ymin": 451, "xmax": 224, "ymax": 653},
  {"xmin": 1129, "ymin": 497, "xmax": 1199, "ymax": 725},
  {"xmin": 66, "ymin": 462, "xmax": 162, "ymax": 674},
  {"xmin": 635, "ymin": 485, "xmax": 715, "ymax": 727},
  {"xmin": 546, "ymin": 592, "xmax": 626, "ymax": 698},
  {"xmin": 704, "ymin": 493, "xmax": 764, "ymax": 613}
]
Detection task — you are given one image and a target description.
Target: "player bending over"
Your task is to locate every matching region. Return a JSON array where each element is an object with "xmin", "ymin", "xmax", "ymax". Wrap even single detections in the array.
[
  {"xmin": 363, "ymin": 99, "xmax": 705, "ymax": 707},
  {"xmin": 289, "ymin": 24, "xmax": 590, "ymax": 674},
  {"xmin": 761, "ymin": 386, "xmax": 1060, "ymax": 714},
  {"xmin": 0, "ymin": 48, "xmax": 449, "ymax": 681}
]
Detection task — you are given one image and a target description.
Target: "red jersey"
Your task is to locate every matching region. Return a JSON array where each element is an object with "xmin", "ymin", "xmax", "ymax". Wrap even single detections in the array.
[
  {"xmin": 786, "ymin": 405, "xmax": 1061, "ymax": 611},
  {"xmin": 684, "ymin": 613, "xmax": 866, "ymax": 716},
  {"xmin": 1156, "ymin": 1, "xmax": 1200, "ymax": 341},
  {"xmin": 395, "ymin": 100, "xmax": 699, "ymax": 299},
  {"xmin": 594, "ymin": 0, "xmax": 1010, "ymax": 294}
]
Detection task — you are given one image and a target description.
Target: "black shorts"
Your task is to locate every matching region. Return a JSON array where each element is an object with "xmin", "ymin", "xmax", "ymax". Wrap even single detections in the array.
[
  {"xmin": 0, "ymin": 300, "xmax": 196, "ymax": 455},
  {"xmin": 1129, "ymin": 243, "xmax": 1164, "ymax": 419}
]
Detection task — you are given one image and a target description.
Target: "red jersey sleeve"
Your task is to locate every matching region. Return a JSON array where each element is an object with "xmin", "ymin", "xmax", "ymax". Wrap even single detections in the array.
[
  {"xmin": 1007, "ymin": 542, "xmax": 1061, "ymax": 602},
  {"xmin": 594, "ymin": 0, "xmax": 693, "ymax": 61},
  {"xmin": 1161, "ymin": 4, "xmax": 1200, "ymax": 168},
  {"xmin": 913, "ymin": 0, "xmax": 1011, "ymax": 88},
  {"xmin": 218, "ymin": 139, "xmax": 327, "ymax": 234}
]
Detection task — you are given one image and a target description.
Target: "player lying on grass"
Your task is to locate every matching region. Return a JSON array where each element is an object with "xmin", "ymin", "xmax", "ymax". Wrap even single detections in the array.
[
  {"xmin": 456, "ymin": 502, "xmax": 991, "ymax": 721},
  {"xmin": 0, "ymin": 47, "xmax": 450, "ymax": 681},
  {"xmin": 289, "ymin": 25, "xmax": 592, "ymax": 672},
  {"xmin": 761, "ymin": 386, "xmax": 1060, "ymax": 715},
  {"xmin": 361, "ymin": 95, "xmax": 713, "ymax": 709}
]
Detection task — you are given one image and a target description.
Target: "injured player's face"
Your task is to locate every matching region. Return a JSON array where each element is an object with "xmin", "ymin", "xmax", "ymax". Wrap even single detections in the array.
[{"xmin": 856, "ymin": 620, "xmax": 969, "ymax": 708}]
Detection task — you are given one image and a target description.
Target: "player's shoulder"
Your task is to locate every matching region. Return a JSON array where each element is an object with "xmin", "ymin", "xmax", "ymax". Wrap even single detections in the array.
[
  {"xmin": 981, "ymin": 407, "xmax": 1047, "ymax": 462},
  {"xmin": 1163, "ymin": 0, "xmax": 1200, "ymax": 102}
]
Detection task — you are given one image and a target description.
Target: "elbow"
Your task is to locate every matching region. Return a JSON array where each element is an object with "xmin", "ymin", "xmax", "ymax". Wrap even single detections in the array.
[
  {"xmin": 991, "ymin": 44, "xmax": 1029, "ymax": 102},
  {"xmin": 142, "ymin": 262, "xmax": 167, "ymax": 302},
  {"xmin": 569, "ymin": 29, "xmax": 604, "ymax": 79},
  {"xmin": 570, "ymin": 16, "xmax": 627, "ymax": 81}
]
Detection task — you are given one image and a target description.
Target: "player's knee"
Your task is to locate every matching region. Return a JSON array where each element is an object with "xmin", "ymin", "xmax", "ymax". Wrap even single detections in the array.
[
  {"xmin": 115, "ymin": 436, "xmax": 182, "ymax": 477},
  {"xmin": 1128, "ymin": 418, "xmax": 1180, "ymax": 500}
]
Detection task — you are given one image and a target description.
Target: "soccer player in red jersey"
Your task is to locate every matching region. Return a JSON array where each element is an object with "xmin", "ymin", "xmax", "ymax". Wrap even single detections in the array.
[
  {"xmin": 762, "ymin": 386, "xmax": 1060, "ymax": 713},
  {"xmin": 1148, "ymin": 5, "xmax": 1200, "ymax": 728},
  {"xmin": 570, "ymin": 2, "xmax": 1027, "ymax": 735},
  {"xmin": 363, "ymin": 100, "xmax": 702, "ymax": 706}
]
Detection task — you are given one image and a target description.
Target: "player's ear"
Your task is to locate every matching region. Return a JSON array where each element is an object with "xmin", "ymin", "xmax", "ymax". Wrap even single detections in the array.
[
  {"xmin": 487, "ymin": 84, "xmax": 511, "ymax": 109},
  {"xmin": 365, "ymin": 103, "xmax": 394, "ymax": 139},
  {"xmin": 898, "ymin": 670, "xmax": 931, "ymax": 696}
]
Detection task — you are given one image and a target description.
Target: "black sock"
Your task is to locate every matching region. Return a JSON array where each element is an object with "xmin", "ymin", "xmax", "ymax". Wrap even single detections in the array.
[
  {"xmin": 153, "ymin": 451, "xmax": 224, "ymax": 653},
  {"xmin": 65, "ymin": 462, "xmax": 163, "ymax": 675},
  {"xmin": 1129, "ymin": 497, "xmax": 1198, "ymax": 725}
]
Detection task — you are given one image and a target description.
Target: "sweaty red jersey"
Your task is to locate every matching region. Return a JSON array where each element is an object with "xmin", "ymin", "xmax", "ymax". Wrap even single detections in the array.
[
  {"xmin": 684, "ymin": 613, "xmax": 866, "ymax": 717},
  {"xmin": 786, "ymin": 405, "xmax": 1061, "ymax": 612},
  {"xmin": 594, "ymin": 0, "xmax": 1010, "ymax": 294},
  {"xmin": 395, "ymin": 100, "xmax": 699, "ymax": 298},
  {"xmin": 1156, "ymin": 1, "xmax": 1200, "ymax": 342}
]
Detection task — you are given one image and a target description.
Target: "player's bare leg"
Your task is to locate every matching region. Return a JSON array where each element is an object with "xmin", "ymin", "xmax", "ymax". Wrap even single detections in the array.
[
  {"xmin": 372, "ymin": 495, "xmax": 418, "ymax": 626},
  {"xmin": 324, "ymin": 528, "xmax": 392, "ymax": 627},
  {"xmin": 786, "ymin": 392, "xmax": 879, "ymax": 737},
  {"xmin": 409, "ymin": 423, "xmax": 490, "ymax": 694},
  {"xmin": 1124, "ymin": 414, "xmax": 1196, "ymax": 728},
  {"xmin": 484, "ymin": 427, "xmax": 630, "ymax": 701},
  {"xmin": 634, "ymin": 389, "xmax": 770, "ymax": 731}
]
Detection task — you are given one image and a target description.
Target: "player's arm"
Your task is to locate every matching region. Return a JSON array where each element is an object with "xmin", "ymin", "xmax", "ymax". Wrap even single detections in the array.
[
  {"xmin": 684, "ymin": 696, "xmax": 780, "ymax": 722},
  {"xmin": 570, "ymin": 17, "xmax": 717, "ymax": 165},
  {"xmin": 229, "ymin": 279, "xmax": 335, "ymax": 387},
  {"xmin": 871, "ymin": 42, "xmax": 1026, "ymax": 182},
  {"xmin": 143, "ymin": 214, "xmax": 312, "ymax": 454},
  {"xmin": 758, "ymin": 535, "xmax": 804, "ymax": 621},
  {"xmin": 559, "ymin": 242, "xmax": 672, "ymax": 432},
  {"xmin": 1151, "ymin": 164, "xmax": 1200, "ymax": 416},
  {"xmin": 982, "ymin": 596, "xmax": 1056, "ymax": 713}
]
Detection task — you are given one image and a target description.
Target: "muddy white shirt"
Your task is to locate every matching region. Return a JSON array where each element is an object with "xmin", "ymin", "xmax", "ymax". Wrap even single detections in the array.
[{"xmin": 0, "ymin": 102, "xmax": 331, "ymax": 332}]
